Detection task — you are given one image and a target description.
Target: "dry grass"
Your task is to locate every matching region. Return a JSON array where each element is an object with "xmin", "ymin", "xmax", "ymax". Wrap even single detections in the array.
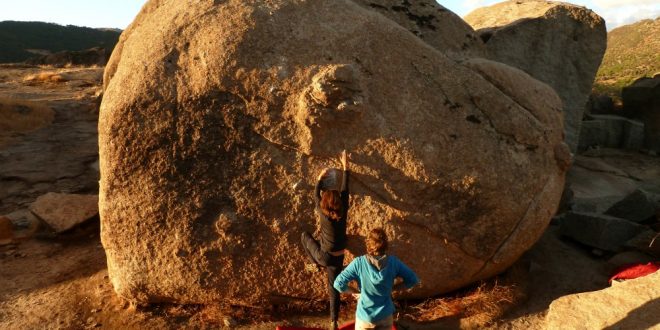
[
  {"xmin": 0, "ymin": 97, "xmax": 54, "ymax": 144},
  {"xmin": 23, "ymin": 71, "xmax": 68, "ymax": 85},
  {"xmin": 401, "ymin": 261, "xmax": 529, "ymax": 328},
  {"xmin": 403, "ymin": 281, "xmax": 519, "ymax": 327}
]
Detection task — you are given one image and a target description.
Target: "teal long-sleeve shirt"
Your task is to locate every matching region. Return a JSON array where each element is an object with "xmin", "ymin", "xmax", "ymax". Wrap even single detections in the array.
[{"xmin": 333, "ymin": 255, "xmax": 419, "ymax": 322}]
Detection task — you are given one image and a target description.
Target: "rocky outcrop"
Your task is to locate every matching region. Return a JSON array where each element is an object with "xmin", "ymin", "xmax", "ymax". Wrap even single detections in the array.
[
  {"xmin": 622, "ymin": 75, "xmax": 660, "ymax": 151},
  {"xmin": 561, "ymin": 151, "xmax": 660, "ymax": 256},
  {"xmin": 546, "ymin": 271, "xmax": 660, "ymax": 329},
  {"xmin": 560, "ymin": 212, "xmax": 646, "ymax": 251},
  {"xmin": 465, "ymin": 0, "xmax": 607, "ymax": 152},
  {"xmin": 100, "ymin": 0, "xmax": 568, "ymax": 304},
  {"xmin": 29, "ymin": 193, "xmax": 98, "ymax": 232}
]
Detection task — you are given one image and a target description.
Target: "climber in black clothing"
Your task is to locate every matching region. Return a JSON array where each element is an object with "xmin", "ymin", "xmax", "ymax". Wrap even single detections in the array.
[{"xmin": 301, "ymin": 150, "xmax": 350, "ymax": 330}]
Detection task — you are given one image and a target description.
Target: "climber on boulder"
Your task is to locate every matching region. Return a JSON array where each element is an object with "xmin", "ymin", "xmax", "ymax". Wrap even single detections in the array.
[{"xmin": 301, "ymin": 150, "xmax": 351, "ymax": 330}]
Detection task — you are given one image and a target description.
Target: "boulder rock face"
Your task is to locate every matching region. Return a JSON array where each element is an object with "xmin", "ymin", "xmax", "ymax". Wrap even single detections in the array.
[
  {"xmin": 100, "ymin": 0, "xmax": 568, "ymax": 304},
  {"xmin": 464, "ymin": 0, "xmax": 607, "ymax": 152},
  {"xmin": 546, "ymin": 271, "xmax": 660, "ymax": 329}
]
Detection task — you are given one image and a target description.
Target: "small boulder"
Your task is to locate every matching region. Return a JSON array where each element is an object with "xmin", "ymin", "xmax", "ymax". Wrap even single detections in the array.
[
  {"xmin": 546, "ymin": 271, "xmax": 660, "ymax": 329},
  {"xmin": 605, "ymin": 189, "xmax": 656, "ymax": 223},
  {"xmin": 29, "ymin": 193, "xmax": 99, "ymax": 233},
  {"xmin": 0, "ymin": 216, "xmax": 13, "ymax": 245},
  {"xmin": 560, "ymin": 212, "xmax": 647, "ymax": 251}
]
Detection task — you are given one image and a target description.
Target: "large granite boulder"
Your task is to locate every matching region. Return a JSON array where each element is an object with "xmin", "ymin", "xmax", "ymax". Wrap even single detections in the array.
[
  {"xmin": 622, "ymin": 75, "xmax": 660, "ymax": 151},
  {"xmin": 100, "ymin": 0, "xmax": 569, "ymax": 304},
  {"xmin": 464, "ymin": 0, "xmax": 607, "ymax": 152}
]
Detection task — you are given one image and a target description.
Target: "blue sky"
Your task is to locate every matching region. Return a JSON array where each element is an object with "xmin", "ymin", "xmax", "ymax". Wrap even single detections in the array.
[
  {"xmin": 0, "ymin": 0, "xmax": 658, "ymax": 30},
  {"xmin": 0, "ymin": 0, "xmax": 144, "ymax": 29}
]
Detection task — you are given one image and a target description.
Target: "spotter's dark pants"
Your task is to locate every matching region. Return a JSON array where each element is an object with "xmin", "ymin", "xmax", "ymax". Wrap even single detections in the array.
[{"xmin": 301, "ymin": 231, "xmax": 344, "ymax": 322}]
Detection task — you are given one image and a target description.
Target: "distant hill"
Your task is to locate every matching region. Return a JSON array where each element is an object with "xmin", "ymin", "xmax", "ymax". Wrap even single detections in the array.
[
  {"xmin": 594, "ymin": 18, "xmax": 660, "ymax": 97},
  {"xmin": 0, "ymin": 21, "xmax": 120, "ymax": 63}
]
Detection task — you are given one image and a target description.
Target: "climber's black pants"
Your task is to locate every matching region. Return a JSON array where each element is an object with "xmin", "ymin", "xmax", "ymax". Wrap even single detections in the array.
[{"xmin": 301, "ymin": 231, "xmax": 344, "ymax": 322}]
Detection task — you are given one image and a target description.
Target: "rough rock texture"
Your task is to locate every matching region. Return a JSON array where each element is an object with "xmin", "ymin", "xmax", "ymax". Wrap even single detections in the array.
[
  {"xmin": 546, "ymin": 271, "xmax": 660, "ymax": 330},
  {"xmin": 622, "ymin": 75, "xmax": 660, "ymax": 151},
  {"xmin": 560, "ymin": 212, "xmax": 647, "ymax": 251},
  {"xmin": 353, "ymin": 0, "xmax": 484, "ymax": 58},
  {"xmin": 464, "ymin": 0, "xmax": 607, "ymax": 152},
  {"xmin": 568, "ymin": 156, "xmax": 638, "ymax": 213},
  {"xmin": 100, "ymin": 0, "xmax": 568, "ymax": 304},
  {"xmin": 29, "ymin": 193, "xmax": 99, "ymax": 232}
]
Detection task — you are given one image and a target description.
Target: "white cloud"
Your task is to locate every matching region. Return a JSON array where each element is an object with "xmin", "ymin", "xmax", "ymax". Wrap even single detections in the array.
[
  {"xmin": 601, "ymin": 5, "xmax": 660, "ymax": 29},
  {"xmin": 589, "ymin": 0, "xmax": 660, "ymax": 28},
  {"xmin": 441, "ymin": 0, "xmax": 659, "ymax": 29}
]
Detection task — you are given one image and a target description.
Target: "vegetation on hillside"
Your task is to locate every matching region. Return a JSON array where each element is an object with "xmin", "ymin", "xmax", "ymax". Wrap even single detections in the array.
[
  {"xmin": 594, "ymin": 18, "xmax": 660, "ymax": 98},
  {"xmin": 0, "ymin": 21, "xmax": 120, "ymax": 63}
]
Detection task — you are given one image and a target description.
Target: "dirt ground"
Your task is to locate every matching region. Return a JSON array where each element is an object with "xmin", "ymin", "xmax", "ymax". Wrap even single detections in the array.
[{"xmin": 0, "ymin": 65, "xmax": 657, "ymax": 329}]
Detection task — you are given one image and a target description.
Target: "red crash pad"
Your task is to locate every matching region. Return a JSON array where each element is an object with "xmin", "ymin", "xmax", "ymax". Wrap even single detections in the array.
[{"xmin": 609, "ymin": 262, "xmax": 660, "ymax": 284}]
